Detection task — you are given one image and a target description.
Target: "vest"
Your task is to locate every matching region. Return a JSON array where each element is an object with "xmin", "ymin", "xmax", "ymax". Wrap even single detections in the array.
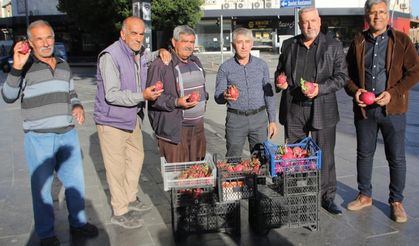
[{"xmin": 94, "ymin": 38, "xmax": 148, "ymax": 131}]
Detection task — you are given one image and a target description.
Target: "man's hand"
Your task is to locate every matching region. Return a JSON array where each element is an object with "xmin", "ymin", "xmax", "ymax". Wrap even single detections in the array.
[
  {"xmin": 159, "ymin": 48, "xmax": 172, "ymax": 65},
  {"xmin": 12, "ymin": 41, "xmax": 31, "ymax": 70},
  {"xmin": 355, "ymin": 88, "xmax": 368, "ymax": 107},
  {"xmin": 276, "ymin": 81, "xmax": 289, "ymax": 90},
  {"xmin": 375, "ymin": 91, "xmax": 391, "ymax": 106},
  {"xmin": 223, "ymin": 89, "xmax": 239, "ymax": 101},
  {"xmin": 143, "ymin": 85, "xmax": 163, "ymax": 101},
  {"xmin": 268, "ymin": 122, "xmax": 278, "ymax": 139},
  {"xmin": 176, "ymin": 95, "xmax": 199, "ymax": 109},
  {"xmin": 72, "ymin": 105, "xmax": 85, "ymax": 125},
  {"xmin": 304, "ymin": 83, "xmax": 319, "ymax": 99}
]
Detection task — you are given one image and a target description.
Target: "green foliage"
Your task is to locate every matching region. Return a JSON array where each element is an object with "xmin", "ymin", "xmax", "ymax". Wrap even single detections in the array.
[
  {"xmin": 57, "ymin": 0, "xmax": 131, "ymax": 42},
  {"xmin": 151, "ymin": 0, "xmax": 204, "ymax": 31}
]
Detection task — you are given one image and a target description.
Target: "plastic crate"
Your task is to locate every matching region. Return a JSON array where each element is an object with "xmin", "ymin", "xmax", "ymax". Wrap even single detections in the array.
[
  {"xmin": 171, "ymin": 188, "xmax": 240, "ymax": 241},
  {"xmin": 214, "ymin": 155, "xmax": 259, "ymax": 201},
  {"xmin": 161, "ymin": 153, "xmax": 216, "ymax": 191},
  {"xmin": 249, "ymin": 185, "xmax": 319, "ymax": 234},
  {"xmin": 273, "ymin": 169, "xmax": 320, "ymax": 196},
  {"xmin": 172, "ymin": 187, "xmax": 216, "ymax": 208},
  {"xmin": 263, "ymin": 137, "xmax": 322, "ymax": 178}
]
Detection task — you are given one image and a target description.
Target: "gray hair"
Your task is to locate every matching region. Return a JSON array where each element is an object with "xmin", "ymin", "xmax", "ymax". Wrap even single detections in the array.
[
  {"xmin": 173, "ymin": 25, "xmax": 196, "ymax": 40},
  {"xmin": 121, "ymin": 16, "xmax": 144, "ymax": 32},
  {"xmin": 232, "ymin": 27, "xmax": 253, "ymax": 43},
  {"xmin": 364, "ymin": 0, "xmax": 389, "ymax": 14},
  {"xmin": 27, "ymin": 20, "xmax": 54, "ymax": 40},
  {"xmin": 298, "ymin": 6, "xmax": 319, "ymax": 19}
]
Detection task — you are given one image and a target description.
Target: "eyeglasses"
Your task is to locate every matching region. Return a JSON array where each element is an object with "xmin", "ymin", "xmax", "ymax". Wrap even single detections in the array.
[{"xmin": 368, "ymin": 10, "xmax": 387, "ymax": 16}]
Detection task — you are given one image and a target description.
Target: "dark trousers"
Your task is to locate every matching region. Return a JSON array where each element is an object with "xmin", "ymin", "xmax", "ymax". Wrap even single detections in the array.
[
  {"xmin": 286, "ymin": 103, "xmax": 337, "ymax": 202},
  {"xmin": 355, "ymin": 107, "xmax": 406, "ymax": 203},
  {"xmin": 225, "ymin": 110, "xmax": 268, "ymax": 157}
]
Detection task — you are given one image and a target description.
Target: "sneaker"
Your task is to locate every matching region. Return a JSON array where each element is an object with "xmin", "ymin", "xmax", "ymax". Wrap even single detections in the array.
[
  {"xmin": 347, "ymin": 194, "xmax": 372, "ymax": 211},
  {"xmin": 70, "ymin": 222, "xmax": 99, "ymax": 237},
  {"xmin": 390, "ymin": 202, "xmax": 408, "ymax": 223},
  {"xmin": 40, "ymin": 236, "xmax": 60, "ymax": 246},
  {"xmin": 110, "ymin": 210, "xmax": 144, "ymax": 229},
  {"xmin": 128, "ymin": 197, "xmax": 152, "ymax": 212}
]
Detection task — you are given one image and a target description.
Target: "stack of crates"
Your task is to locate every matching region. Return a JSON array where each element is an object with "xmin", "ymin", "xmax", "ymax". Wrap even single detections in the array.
[
  {"xmin": 248, "ymin": 137, "xmax": 321, "ymax": 233},
  {"xmin": 214, "ymin": 155, "xmax": 260, "ymax": 202},
  {"xmin": 161, "ymin": 154, "xmax": 240, "ymax": 241}
]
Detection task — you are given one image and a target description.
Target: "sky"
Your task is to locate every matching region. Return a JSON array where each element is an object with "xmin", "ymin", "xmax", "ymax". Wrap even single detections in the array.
[{"xmin": 413, "ymin": 0, "xmax": 419, "ymax": 18}]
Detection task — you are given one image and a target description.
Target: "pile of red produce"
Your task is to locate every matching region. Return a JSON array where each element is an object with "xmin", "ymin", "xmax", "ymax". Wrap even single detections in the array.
[
  {"xmin": 178, "ymin": 188, "xmax": 207, "ymax": 199},
  {"xmin": 274, "ymin": 145, "xmax": 317, "ymax": 174},
  {"xmin": 176, "ymin": 164, "xmax": 212, "ymax": 180},
  {"xmin": 216, "ymin": 158, "xmax": 261, "ymax": 175}
]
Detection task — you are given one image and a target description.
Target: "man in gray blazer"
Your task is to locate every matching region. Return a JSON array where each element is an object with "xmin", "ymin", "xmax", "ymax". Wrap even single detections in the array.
[{"xmin": 275, "ymin": 6, "xmax": 348, "ymax": 215}]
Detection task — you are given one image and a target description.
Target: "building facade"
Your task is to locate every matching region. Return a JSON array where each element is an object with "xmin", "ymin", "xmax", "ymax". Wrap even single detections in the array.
[{"xmin": 196, "ymin": 0, "xmax": 412, "ymax": 52}]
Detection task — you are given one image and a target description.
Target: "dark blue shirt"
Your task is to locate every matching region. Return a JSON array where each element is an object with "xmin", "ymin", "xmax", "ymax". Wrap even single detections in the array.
[{"xmin": 364, "ymin": 30, "xmax": 389, "ymax": 95}]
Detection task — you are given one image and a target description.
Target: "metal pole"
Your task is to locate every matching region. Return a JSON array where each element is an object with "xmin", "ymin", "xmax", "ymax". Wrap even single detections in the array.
[
  {"xmin": 220, "ymin": 14, "xmax": 224, "ymax": 63},
  {"xmin": 25, "ymin": 0, "xmax": 29, "ymax": 28},
  {"xmin": 294, "ymin": 7, "xmax": 300, "ymax": 36}
]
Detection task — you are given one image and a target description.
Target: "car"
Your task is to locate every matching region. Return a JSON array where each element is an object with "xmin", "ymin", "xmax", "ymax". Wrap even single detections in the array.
[{"xmin": 1, "ymin": 41, "xmax": 68, "ymax": 73}]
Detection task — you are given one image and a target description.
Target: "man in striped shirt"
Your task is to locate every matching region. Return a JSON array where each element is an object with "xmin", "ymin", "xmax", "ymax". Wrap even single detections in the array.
[{"xmin": 1, "ymin": 20, "xmax": 97, "ymax": 245}]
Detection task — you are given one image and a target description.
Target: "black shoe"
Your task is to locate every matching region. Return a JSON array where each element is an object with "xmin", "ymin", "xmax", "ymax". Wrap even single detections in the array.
[
  {"xmin": 40, "ymin": 236, "xmax": 60, "ymax": 246},
  {"xmin": 322, "ymin": 200, "xmax": 343, "ymax": 215},
  {"xmin": 70, "ymin": 222, "xmax": 99, "ymax": 237}
]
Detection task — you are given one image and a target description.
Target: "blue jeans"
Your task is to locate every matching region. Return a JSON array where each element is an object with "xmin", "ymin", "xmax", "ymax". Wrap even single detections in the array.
[
  {"xmin": 355, "ymin": 107, "xmax": 406, "ymax": 203},
  {"xmin": 24, "ymin": 128, "xmax": 87, "ymax": 239}
]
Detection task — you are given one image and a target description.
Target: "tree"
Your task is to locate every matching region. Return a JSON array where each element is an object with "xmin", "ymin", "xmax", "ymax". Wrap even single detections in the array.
[
  {"xmin": 57, "ymin": 0, "xmax": 131, "ymax": 48},
  {"xmin": 151, "ymin": 0, "xmax": 204, "ymax": 31},
  {"xmin": 151, "ymin": 0, "xmax": 203, "ymax": 48}
]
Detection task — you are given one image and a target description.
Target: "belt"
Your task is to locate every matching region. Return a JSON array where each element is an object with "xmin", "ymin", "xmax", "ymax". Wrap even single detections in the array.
[
  {"xmin": 227, "ymin": 106, "xmax": 266, "ymax": 116},
  {"xmin": 292, "ymin": 100, "xmax": 313, "ymax": 107}
]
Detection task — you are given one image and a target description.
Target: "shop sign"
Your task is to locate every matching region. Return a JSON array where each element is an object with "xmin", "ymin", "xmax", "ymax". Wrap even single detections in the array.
[{"xmin": 280, "ymin": 0, "xmax": 312, "ymax": 8}]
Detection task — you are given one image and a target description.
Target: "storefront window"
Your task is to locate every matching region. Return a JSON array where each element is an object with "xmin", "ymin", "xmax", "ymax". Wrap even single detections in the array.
[{"xmin": 195, "ymin": 19, "xmax": 232, "ymax": 52}]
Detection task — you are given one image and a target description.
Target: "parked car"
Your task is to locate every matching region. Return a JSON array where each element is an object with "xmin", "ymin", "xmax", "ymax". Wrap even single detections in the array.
[{"xmin": 1, "ymin": 42, "xmax": 68, "ymax": 73}]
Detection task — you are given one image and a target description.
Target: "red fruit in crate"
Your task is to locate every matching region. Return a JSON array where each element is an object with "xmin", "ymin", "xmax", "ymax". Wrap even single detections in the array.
[
  {"xmin": 19, "ymin": 42, "xmax": 30, "ymax": 55},
  {"xmin": 227, "ymin": 84, "xmax": 239, "ymax": 100},
  {"xmin": 292, "ymin": 146, "xmax": 303, "ymax": 157},
  {"xmin": 154, "ymin": 81, "xmax": 164, "ymax": 91},
  {"xmin": 227, "ymin": 165, "xmax": 235, "ymax": 173},
  {"xmin": 187, "ymin": 91, "xmax": 200, "ymax": 103},
  {"xmin": 233, "ymin": 164, "xmax": 244, "ymax": 172},
  {"xmin": 300, "ymin": 78, "xmax": 315, "ymax": 94},
  {"xmin": 193, "ymin": 188, "xmax": 203, "ymax": 198},
  {"xmin": 360, "ymin": 91, "xmax": 375, "ymax": 105},
  {"xmin": 282, "ymin": 151, "xmax": 294, "ymax": 160},
  {"xmin": 309, "ymin": 161, "xmax": 317, "ymax": 170},
  {"xmin": 275, "ymin": 164, "xmax": 284, "ymax": 174},
  {"xmin": 276, "ymin": 73, "xmax": 287, "ymax": 85}
]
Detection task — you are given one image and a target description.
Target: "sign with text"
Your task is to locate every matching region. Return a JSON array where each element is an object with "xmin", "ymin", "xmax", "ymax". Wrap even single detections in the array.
[{"xmin": 280, "ymin": 0, "xmax": 312, "ymax": 8}]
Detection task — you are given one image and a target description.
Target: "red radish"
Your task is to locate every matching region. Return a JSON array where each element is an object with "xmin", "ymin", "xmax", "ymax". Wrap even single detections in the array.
[
  {"xmin": 19, "ymin": 42, "xmax": 30, "ymax": 55},
  {"xmin": 227, "ymin": 84, "xmax": 239, "ymax": 100},
  {"xmin": 187, "ymin": 91, "xmax": 200, "ymax": 102},
  {"xmin": 300, "ymin": 78, "xmax": 315, "ymax": 94},
  {"xmin": 154, "ymin": 81, "xmax": 164, "ymax": 91},
  {"xmin": 276, "ymin": 73, "xmax": 287, "ymax": 85},
  {"xmin": 360, "ymin": 91, "xmax": 375, "ymax": 105}
]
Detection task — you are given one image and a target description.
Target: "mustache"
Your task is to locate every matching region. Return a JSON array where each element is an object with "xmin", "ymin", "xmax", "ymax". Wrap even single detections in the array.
[{"xmin": 182, "ymin": 47, "xmax": 193, "ymax": 52}]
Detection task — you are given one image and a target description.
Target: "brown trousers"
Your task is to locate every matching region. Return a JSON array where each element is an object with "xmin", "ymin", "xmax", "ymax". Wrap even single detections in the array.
[
  {"xmin": 158, "ymin": 123, "xmax": 206, "ymax": 163},
  {"xmin": 96, "ymin": 120, "xmax": 144, "ymax": 216}
]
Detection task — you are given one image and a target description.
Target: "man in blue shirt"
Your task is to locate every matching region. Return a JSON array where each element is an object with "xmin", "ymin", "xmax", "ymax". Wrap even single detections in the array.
[{"xmin": 215, "ymin": 27, "xmax": 278, "ymax": 157}]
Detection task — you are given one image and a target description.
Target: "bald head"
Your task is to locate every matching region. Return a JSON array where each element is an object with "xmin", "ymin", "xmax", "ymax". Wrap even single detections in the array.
[{"xmin": 120, "ymin": 16, "xmax": 145, "ymax": 52}]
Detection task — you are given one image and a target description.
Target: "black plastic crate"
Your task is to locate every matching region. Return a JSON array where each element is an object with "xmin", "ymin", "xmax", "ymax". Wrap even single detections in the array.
[
  {"xmin": 272, "ymin": 169, "xmax": 320, "ymax": 196},
  {"xmin": 214, "ymin": 155, "xmax": 261, "ymax": 201},
  {"xmin": 171, "ymin": 188, "xmax": 240, "ymax": 241},
  {"xmin": 171, "ymin": 187, "xmax": 216, "ymax": 208},
  {"xmin": 249, "ymin": 185, "xmax": 319, "ymax": 234}
]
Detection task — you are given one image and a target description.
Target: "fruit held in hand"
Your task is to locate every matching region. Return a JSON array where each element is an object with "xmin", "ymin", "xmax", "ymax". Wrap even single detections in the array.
[
  {"xmin": 227, "ymin": 84, "xmax": 239, "ymax": 100},
  {"xmin": 300, "ymin": 78, "xmax": 315, "ymax": 94},
  {"xmin": 276, "ymin": 73, "xmax": 287, "ymax": 85},
  {"xmin": 360, "ymin": 91, "xmax": 375, "ymax": 105},
  {"xmin": 154, "ymin": 81, "xmax": 164, "ymax": 91},
  {"xmin": 19, "ymin": 42, "xmax": 30, "ymax": 55},
  {"xmin": 187, "ymin": 91, "xmax": 200, "ymax": 102}
]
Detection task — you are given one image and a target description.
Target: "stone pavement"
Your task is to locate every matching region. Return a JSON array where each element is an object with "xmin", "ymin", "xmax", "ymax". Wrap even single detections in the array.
[{"xmin": 0, "ymin": 52, "xmax": 419, "ymax": 246}]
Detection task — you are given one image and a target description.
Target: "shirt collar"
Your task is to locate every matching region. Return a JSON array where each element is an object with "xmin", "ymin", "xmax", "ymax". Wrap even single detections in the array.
[{"xmin": 298, "ymin": 34, "xmax": 319, "ymax": 47}]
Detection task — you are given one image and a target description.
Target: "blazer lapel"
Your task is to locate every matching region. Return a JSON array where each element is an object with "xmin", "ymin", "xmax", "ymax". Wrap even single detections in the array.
[
  {"xmin": 291, "ymin": 38, "xmax": 298, "ymax": 86},
  {"xmin": 315, "ymin": 33, "xmax": 326, "ymax": 82}
]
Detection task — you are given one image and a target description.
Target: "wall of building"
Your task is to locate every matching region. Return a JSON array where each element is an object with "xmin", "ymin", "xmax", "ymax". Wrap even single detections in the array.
[{"xmin": 12, "ymin": 0, "xmax": 62, "ymax": 16}]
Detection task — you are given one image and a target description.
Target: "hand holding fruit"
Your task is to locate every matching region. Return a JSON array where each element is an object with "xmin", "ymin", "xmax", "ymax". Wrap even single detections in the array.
[
  {"xmin": 375, "ymin": 91, "xmax": 391, "ymax": 106},
  {"xmin": 224, "ymin": 84, "xmax": 239, "ymax": 101},
  {"xmin": 12, "ymin": 41, "xmax": 31, "ymax": 70},
  {"xmin": 177, "ymin": 93, "xmax": 200, "ymax": 109},
  {"xmin": 276, "ymin": 72, "xmax": 288, "ymax": 90},
  {"xmin": 143, "ymin": 83, "xmax": 163, "ymax": 101},
  {"xmin": 355, "ymin": 89, "xmax": 376, "ymax": 107},
  {"xmin": 300, "ymin": 78, "xmax": 318, "ymax": 98}
]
